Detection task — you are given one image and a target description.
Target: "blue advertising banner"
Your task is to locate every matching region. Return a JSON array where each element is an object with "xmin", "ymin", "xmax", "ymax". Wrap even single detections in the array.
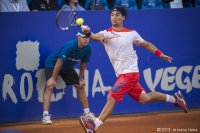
[{"xmin": 0, "ymin": 8, "xmax": 200, "ymax": 123}]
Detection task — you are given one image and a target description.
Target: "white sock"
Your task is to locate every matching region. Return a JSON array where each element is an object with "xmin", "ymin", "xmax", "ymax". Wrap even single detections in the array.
[
  {"xmin": 94, "ymin": 118, "xmax": 103, "ymax": 129},
  {"xmin": 43, "ymin": 111, "xmax": 49, "ymax": 117},
  {"xmin": 83, "ymin": 108, "xmax": 90, "ymax": 114},
  {"xmin": 166, "ymin": 94, "xmax": 176, "ymax": 103}
]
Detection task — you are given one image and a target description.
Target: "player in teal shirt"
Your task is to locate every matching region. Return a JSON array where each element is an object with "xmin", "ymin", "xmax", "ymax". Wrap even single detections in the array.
[
  {"xmin": 42, "ymin": 31, "xmax": 92, "ymax": 125},
  {"xmin": 45, "ymin": 39, "xmax": 91, "ymax": 69}
]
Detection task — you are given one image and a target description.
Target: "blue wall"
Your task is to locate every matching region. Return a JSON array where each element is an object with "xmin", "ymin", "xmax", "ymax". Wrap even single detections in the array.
[{"xmin": 0, "ymin": 8, "xmax": 200, "ymax": 123}]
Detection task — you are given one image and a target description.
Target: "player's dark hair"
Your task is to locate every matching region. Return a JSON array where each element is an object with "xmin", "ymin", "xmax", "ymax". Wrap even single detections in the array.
[{"xmin": 110, "ymin": 6, "xmax": 128, "ymax": 19}]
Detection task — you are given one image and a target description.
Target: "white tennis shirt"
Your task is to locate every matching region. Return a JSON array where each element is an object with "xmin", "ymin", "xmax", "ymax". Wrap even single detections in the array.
[{"xmin": 99, "ymin": 27, "xmax": 144, "ymax": 77}]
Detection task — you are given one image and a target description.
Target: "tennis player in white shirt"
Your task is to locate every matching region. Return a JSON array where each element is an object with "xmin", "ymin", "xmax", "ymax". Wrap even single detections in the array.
[{"xmin": 80, "ymin": 6, "xmax": 188, "ymax": 133}]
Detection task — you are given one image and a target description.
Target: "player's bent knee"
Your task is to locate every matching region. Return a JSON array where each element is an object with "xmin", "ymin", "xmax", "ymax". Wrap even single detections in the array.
[
  {"xmin": 46, "ymin": 85, "xmax": 55, "ymax": 91},
  {"xmin": 138, "ymin": 99, "xmax": 146, "ymax": 104},
  {"xmin": 73, "ymin": 84, "xmax": 82, "ymax": 90},
  {"xmin": 139, "ymin": 94, "xmax": 150, "ymax": 104}
]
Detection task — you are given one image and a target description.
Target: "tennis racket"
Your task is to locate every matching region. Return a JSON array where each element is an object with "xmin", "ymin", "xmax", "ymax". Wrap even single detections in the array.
[{"xmin": 56, "ymin": 7, "xmax": 86, "ymax": 31}]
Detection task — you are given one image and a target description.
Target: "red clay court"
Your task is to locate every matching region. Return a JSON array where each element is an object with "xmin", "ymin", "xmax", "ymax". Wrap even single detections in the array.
[{"xmin": 0, "ymin": 109, "xmax": 199, "ymax": 133}]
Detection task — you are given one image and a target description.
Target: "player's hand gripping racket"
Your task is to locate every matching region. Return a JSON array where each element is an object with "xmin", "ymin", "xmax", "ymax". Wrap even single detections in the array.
[{"xmin": 56, "ymin": 7, "xmax": 86, "ymax": 31}]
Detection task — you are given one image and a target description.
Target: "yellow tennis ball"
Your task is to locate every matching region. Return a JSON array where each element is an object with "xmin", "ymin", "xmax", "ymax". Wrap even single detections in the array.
[{"xmin": 76, "ymin": 18, "xmax": 84, "ymax": 25}]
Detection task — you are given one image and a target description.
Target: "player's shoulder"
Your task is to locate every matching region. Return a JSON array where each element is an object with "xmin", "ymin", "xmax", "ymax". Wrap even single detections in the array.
[
  {"xmin": 106, "ymin": 27, "xmax": 134, "ymax": 32},
  {"xmin": 85, "ymin": 44, "xmax": 92, "ymax": 51}
]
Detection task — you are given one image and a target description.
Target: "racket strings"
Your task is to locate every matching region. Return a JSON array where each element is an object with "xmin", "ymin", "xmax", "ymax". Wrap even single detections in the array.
[{"xmin": 56, "ymin": 8, "xmax": 77, "ymax": 30}]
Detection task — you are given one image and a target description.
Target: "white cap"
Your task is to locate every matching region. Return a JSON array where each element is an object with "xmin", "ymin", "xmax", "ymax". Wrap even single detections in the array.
[{"xmin": 76, "ymin": 32, "xmax": 87, "ymax": 37}]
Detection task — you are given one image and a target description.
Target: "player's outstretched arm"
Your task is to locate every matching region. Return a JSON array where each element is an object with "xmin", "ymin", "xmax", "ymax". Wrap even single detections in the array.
[
  {"xmin": 139, "ymin": 40, "xmax": 173, "ymax": 63},
  {"xmin": 82, "ymin": 25, "xmax": 105, "ymax": 43},
  {"xmin": 90, "ymin": 33, "xmax": 105, "ymax": 43},
  {"xmin": 160, "ymin": 54, "xmax": 173, "ymax": 63}
]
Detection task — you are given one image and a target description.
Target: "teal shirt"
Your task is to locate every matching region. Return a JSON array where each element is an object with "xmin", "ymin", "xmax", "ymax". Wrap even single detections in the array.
[{"xmin": 45, "ymin": 40, "xmax": 91, "ymax": 69}]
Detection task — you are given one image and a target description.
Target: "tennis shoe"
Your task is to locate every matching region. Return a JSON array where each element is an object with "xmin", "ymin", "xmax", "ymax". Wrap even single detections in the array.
[
  {"xmin": 174, "ymin": 91, "xmax": 188, "ymax": 113},
  {"xmin": 83, "ymin": 112, "xmax": 96, "ymax": 121},
  {"xmin": 80, "ymin": 115, "xmax": 95, "ymax": 133},
  {"xmin": 42, "ymin": 114, "xmax": 52, "ymax": 125}
]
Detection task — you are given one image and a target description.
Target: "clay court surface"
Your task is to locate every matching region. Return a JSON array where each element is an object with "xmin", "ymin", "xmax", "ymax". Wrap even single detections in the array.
[{"xmin": 0, "ymin": 109, "xmax": 200, "ymax": 133}]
